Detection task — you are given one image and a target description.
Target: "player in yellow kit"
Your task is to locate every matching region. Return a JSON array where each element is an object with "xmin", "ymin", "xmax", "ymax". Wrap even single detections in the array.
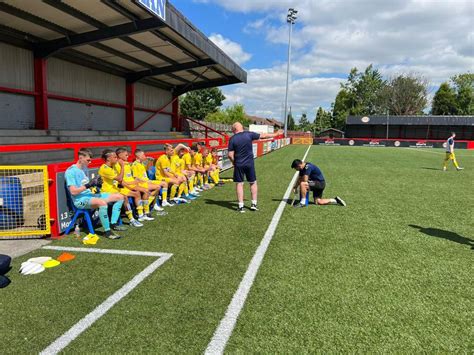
[
  {"xmin": 155, "ymin": 144, "xmax": 181, "ymax": 207},
  {"xmin": 98, "ymin": 149, "xmax": 143, "ymax": 228},
  {"xmin": 443, "ymin": 132, "xmax": 464, "ymax": 171},
  {"xmin": 115, "ymin": 148, "xmax": 152, "ymax": 224},
  {"xmin": 169, "ymin": 146, "xmax": 192, "ymax": 203},
  {"xmin": 209, "ymin": 148, "xmax": 222, "ymax": 186},
  {"xmin": 132, "ymin": 149, "xmax": 168, "ymax": 215},
  {"xmin": 190, "ymin": 145, "xmax": 208, "ymax": 191},
  {"xmin": 201, "ymin": 147, "xmax": 213, "ymax": 189},
  {"xmin": 181, "ymin": 145, "xmax": 199, "ymax": 196}
]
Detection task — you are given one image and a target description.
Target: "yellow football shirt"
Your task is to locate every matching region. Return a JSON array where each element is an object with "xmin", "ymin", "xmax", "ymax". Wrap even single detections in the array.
[
  {"xmin": 204, "ymin": 154, "xmax": 213, "ymax": 167},
  {"xmin": 192, "ymin": 152, "xmax": 203, "ymax": 167},
  {"xmin": 98, "ymin": 164, "xmax": 119, "ymax": 193},
  {"xmin": 170, "ymin": 154, "xmax": 184, "ymax": 174},
  {"xmin": 132, "ymin": 160, "xmax": 149, "ymax": 181},
  {"xmin": 155, "ymin": 154, "xmax": 171, "ymax": 179},
  {"xmin": 114, "ymin": 162, "xmax": 135, "ymax": 182},
  {"xmin": 183, "ymin": 152, "xmax": 192, "ymax": 169}
]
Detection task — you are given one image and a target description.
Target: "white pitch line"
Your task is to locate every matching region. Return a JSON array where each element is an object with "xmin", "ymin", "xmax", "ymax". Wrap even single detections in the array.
[
  {"xmin": 205, "ymin": 144, "xmax": 312, "ymax": 355},
  {"xmin": 40, "ymin": 246, "xmax": 172, "ymax": 355},
  {"xmin": 405, "ymin": 148, "xmax": 474, "ymax": 157}
]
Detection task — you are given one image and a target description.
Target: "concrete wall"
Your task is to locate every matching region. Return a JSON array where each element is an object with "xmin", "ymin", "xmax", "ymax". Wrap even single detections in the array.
[
  {"xmin": 49, "ymin": 99, "xmax": 125, "ymax": 130},
  {"xmin": 135, "ymin": 110, "xmax": 171, "ymax": 131},
  {"xmin": 0, "ymin": 92, "xmax": 35, "ymax": 129}
]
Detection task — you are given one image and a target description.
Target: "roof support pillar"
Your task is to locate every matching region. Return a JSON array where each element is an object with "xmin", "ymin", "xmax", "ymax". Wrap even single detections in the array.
[
  {"xmin": 172, "ymin": 95, "xmax": 180, "ymax": 131},
  {"xmin": 34, "ymin": 57, "xmax": 48, "ymax": 129},
  {"xmin": 126, "ymin": 82, "xmax": 135, "ymax": 131}
]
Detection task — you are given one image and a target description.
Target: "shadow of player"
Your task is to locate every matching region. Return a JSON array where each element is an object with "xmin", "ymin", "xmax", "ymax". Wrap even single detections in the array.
[
  {"xmin": 203, "ymin": 199, "xmax": 239, "ymax": 211},
  {"xmin": 409, "ymin": 224, "xmax": 473, "ymax": 249}
]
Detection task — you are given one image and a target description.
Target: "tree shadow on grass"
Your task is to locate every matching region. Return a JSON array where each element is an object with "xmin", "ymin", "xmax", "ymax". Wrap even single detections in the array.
[
  {"xmin": 409, "ymin": 224, "xmax": 473, "ymax": 249},
  {"xmin": 203, "ymin": 199, "xmax": 238, "ymax": 211}
]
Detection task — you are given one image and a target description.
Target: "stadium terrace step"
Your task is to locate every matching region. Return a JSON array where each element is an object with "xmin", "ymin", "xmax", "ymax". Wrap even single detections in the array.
[{"xmin": 0, "ymin": 130, "xmax": 189, "ymax": 145}]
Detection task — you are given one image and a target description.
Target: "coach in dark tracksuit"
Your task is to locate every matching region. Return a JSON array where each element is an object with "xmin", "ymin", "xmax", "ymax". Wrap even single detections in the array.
[{"xmin": 228, "ymin": 122, "xmax": 282, "ymax": 213}]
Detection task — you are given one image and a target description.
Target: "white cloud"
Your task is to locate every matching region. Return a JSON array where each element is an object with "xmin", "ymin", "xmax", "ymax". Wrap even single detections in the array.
[
  {"xmin": 209, "ymin": 33, "xmax": 252, "ymax": 65},
  {"xmin": 206, "ymin": 0, "xmax": 474, "ymax": 119}
]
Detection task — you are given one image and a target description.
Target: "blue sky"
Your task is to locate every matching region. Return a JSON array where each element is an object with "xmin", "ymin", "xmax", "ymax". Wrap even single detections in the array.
[{"xmin": 171, "ymin": 0, "xmax": 474, "ymax": 122}]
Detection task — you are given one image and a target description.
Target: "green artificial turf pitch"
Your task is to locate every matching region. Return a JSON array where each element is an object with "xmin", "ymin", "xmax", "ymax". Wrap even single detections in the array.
[{"xmin": 0, "ymin": 145, "xmax": 472, "ymax": 353}]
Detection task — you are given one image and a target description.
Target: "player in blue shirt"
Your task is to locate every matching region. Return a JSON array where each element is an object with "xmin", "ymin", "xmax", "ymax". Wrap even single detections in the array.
[
  {"xmin": 228, "ymin": 122, "xmax": 282, "ymax": 213},
  {"xmin": 443, "ymin": 132, "xmax": 463, "ymax": 171},
  {"xmin": 291, "ymin": 159, "xmax": 346, "ymax": 208},
  {"xmin": 65, "ymin": 148, "xmax": 125, "ymax": 239}
]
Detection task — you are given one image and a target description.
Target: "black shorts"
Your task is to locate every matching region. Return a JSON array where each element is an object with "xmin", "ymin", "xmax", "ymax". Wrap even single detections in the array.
[
  {"xmin": 308, "ymin": 180, "xmax": 325, "ymax": 199},
  {"xmin": 233, "ymin": 164, "xmax": 256, "ymax": 183}
]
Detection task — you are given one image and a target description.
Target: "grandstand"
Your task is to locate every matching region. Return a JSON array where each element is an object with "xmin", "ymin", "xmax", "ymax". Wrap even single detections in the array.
[
  {"xmin": 346, "ymin": 115, "xmax": 474, "ymax": 140},
  {"xmin": 0, "ymin": 0, "xmax": 252, "ymax": 239}
]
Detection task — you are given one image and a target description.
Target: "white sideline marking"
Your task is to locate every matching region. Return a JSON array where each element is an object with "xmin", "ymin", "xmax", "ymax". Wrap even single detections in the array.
[
  {"xmin": 40, "ymin": 246, "xmax": 173, "ymax": 355},
  {"xmin": 205, "ymin": 145, "xmax": 312, "ymax": 355},
  {"xmin": 405, "ymin": 148, "xmax": 473, "ymax": 157}
]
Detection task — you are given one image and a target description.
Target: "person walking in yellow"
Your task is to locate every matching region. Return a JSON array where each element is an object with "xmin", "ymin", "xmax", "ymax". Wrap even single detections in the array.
[
  {"xmin": 98, "ymin": 149, "xmax": 143, "ymax": 229},
  {"xmin": 132, "ymin": 149, "xmax": 168, "ymax": 215},
  {"xmin": 155, "ymin": 144, "xmax": 182, "ymax": 207},
  {"xmin": 443, "ymin": 132, "xmax": 464, "ymax": 171}
]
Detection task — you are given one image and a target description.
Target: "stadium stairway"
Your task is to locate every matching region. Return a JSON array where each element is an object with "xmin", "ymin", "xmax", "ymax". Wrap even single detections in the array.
[{"xmin": 0, "ymin": 129, "xmax": 190, "ymax": 165}]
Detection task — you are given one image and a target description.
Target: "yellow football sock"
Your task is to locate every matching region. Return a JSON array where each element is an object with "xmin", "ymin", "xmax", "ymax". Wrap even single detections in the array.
[
  {"xmin": 170, "ymin": 184, "xmax": 178, "ymax": 199},
  {"xmin": 137, "ymin": 204, "xmax": 144, "ymax": 216},
  {"xmin": 211, "ymin": 170, "xmax": 219, "ymax": 184},
  {"xmin": 125, "ymin": 210, "xmax": 134, "ymax": 220},
  {"xmin": 189, "ymin": 178, "xmax": 194, "ymax": 192},
  {"xmin": 162, "ymin": 188, "xmax": 168, "ymax": 201},
  {"xmin": 143, "ymin": 201, "xmax": 150, "ymax": 214},
  {"xmin": 177, "ymin": 183, "xmax": 185, "ymax": 197},
  {"xmin": 199, "ymin": 174, "xmax": 204, "ymax": 186}
]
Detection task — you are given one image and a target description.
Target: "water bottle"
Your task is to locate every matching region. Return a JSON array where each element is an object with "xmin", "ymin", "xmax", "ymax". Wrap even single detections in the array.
[{"xmin": 74, "ymin": 224, "xmax": 80, "ymax": 237}]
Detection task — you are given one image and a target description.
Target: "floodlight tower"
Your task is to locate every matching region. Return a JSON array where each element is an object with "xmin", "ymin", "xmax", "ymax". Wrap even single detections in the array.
[{"xmin": 283, "ymin": 8, "xmax": 297, "ymax": 137}]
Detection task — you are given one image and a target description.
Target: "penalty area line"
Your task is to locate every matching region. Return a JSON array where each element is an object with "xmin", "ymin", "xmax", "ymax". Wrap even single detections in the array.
[
  {"xmin": 40, "ymin": 246, "xmax": 173, "ymax": 355},
  {"xmin": 205, "ymin": 144, "xmax": 312, "ymax": 355}
]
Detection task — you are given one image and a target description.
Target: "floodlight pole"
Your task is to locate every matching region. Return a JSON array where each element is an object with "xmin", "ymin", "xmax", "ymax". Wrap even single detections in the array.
[
  {"xmin": 386, "ymin": 109, "xmax": 389, "ymax": 139},
  {"xmin": 284, "ymin": 8, "xmax": 297, "ymax": 138}
]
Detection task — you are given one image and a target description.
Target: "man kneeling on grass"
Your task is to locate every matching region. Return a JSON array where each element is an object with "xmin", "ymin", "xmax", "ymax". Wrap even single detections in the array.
[{"xmin": 291, "ymin": 159, "xmax": 346, "ymax": 208}]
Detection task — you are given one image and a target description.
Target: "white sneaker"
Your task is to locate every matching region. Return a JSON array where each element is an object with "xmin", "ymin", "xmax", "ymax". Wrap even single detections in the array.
[
  {"xmin": 457, "ymin": 167, "xmax": 464, "ymax": 171},
  {"xmin": 162, "ymin": 200, "xmax": 175, "ymax": 207},
  {"xmin": 130, "ymin": 219, "xmax": 143, "ymax": 227},
  {"xmin": 138, "ymin": 214, "xmax": 155, "ymax": 221},
  {"xmin": 178, "ymin": 197, "xmax": 191, "ymax": 204},
  {"xmin": 153, "ymin": 204, "xmax": 164, "ymax": 211}
]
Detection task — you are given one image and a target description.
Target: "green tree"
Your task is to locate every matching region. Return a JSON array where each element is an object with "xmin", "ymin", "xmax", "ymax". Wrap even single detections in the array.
[
  {"xmin": 342, "ymin": 65, "xmax": 386, "ymax": 115},
  {"xmin": 287, "ymin": 112, "xmax": 296, "ymax": 131},
  {"xmin": 314, "ymin": 107, "xmax": 332, "ymax": 134},
  {"xmin": 298, "ymin": 113, "xmax": 311, "ymax": 131},
  {"xmin": 180, "ymin": 88, "xmax": 226, "ymax": 120},
  {"xmin": 451, "ymin": 73, "xmax": 474, "ymax": 115},
  {"xmin": 332, "ymin": 89, "xmax": 351, "ymax": 129},
  {"xmin": 431, "ymin": 82, "xmax": 458, "ymax": 115},
  {"xmin": 205, "ymin": 104, "xmax": 250, "ymax": 126},
  {"xmin": 378, "ymin": 74, "xmax": 428, "ymax": 115}
]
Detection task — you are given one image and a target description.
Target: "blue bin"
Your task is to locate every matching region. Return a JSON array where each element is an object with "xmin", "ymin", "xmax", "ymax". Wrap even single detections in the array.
[{"xmin": 0, "ymin": 177, "xmax": 24, "ymax": 229}]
